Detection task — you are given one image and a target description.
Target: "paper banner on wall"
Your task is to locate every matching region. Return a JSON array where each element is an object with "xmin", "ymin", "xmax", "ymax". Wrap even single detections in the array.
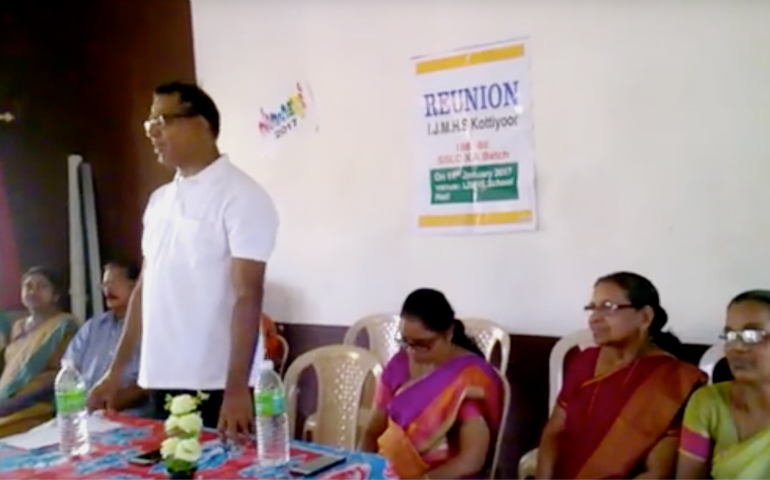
[
  {"xmin": 412, "ymin": 38, "xmax": 538, "ymax": 235},
  {"xmin": 257, "ymin": 81, "xmax": 319, "ymax": 157}
]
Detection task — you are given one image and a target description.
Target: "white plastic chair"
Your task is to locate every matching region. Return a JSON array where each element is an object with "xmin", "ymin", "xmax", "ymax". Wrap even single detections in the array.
[
  {"xmin": 547, "ymin": 329, "xmax": 595, "ymax": 413},
  {"xmin": 339, "ymin": 313, "xmax": 402, "ymax": 442},
  {"xmin": 519, "ymin": 329, "xmax": 595, "ymax": 479},
  {"xmin": 462, "ymin": 317, "xmax": 511, "ymax": 371},
  {"xmin": 275, "ymin": 334, "xmax": 290, "ymax": 377},
  {"xmin": 490, "ymin": 368, "xmax": 511, "ymax": 479},
  {"xmin": 284, "ymin": 345, "xmax": 382, "ymax": 449},
  {"xmin": 343, "ymin": 313, "xmax": 401, "ymax": 366},
  {"xmin": 699, "ymin": 343, "xmax": 725, "ymax": 384}
]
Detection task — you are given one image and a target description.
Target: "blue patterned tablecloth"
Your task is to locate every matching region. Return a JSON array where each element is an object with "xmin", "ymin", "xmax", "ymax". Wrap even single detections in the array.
[{"xmin": 0, "ymin": 414, "xmax": 396, "ymax": 479}]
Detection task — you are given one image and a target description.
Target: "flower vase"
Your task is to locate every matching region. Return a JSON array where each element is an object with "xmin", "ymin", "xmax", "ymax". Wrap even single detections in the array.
[{"xmin": 167, "ymin": 468, "xmax": 197, "ymax": 479}]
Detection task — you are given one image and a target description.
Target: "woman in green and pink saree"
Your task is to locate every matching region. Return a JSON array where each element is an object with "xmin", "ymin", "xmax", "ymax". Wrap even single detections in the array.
[
  {"xmin": 0, "ymin": 267, "xmax": 79, "ymax": 438},
  {"xmin": 677, "ymin": 290, "xmax": 770, "ymax": 479},
  {"xmin": 359, "ymin": 289, "xmax": 503, "ymax": 480}
]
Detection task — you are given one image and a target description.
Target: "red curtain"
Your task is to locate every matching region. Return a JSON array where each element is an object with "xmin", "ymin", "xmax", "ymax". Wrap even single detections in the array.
[{"xmin": 0, "ymin": 159, "xmax": 21, "ymax": 308}]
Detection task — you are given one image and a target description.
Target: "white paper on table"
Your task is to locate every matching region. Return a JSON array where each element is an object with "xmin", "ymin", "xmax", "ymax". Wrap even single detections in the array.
[{"xmin": 1, "ymin": 411, "xmax": 123, "ymax": 450}]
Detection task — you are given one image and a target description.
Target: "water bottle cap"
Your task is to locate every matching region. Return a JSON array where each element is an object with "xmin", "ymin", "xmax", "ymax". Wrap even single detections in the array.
[{"xmin": 260, "ymin": 360, "xmax": 274, "ymax": 371}]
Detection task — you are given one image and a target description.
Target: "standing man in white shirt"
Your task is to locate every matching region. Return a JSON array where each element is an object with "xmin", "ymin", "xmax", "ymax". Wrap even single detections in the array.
[{"xmin": 89, "ymin": 82, "xmax": 278, "ymax": 441}]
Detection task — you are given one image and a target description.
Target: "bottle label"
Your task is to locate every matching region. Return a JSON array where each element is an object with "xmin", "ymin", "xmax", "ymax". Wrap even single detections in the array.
[
  {"xmin": 255, "ymin": 389, "xmax": 286, "ymax": 417},
  {"xmin": 56, "ymin": 387, "xmax": 86, "ymax": 415}
]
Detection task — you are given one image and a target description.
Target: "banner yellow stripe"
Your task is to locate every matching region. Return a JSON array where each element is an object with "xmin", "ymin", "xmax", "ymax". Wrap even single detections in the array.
[
  {"xmin": 416, "ymin": 44, "xmax": 525, "ymax": 75},
  {"xmin": 418, "ymin": 210, "xmax": 532, "ymax": 227}
]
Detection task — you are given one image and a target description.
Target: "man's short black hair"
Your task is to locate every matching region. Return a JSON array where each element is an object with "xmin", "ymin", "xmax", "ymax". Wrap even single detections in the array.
[
  {"xmin": 104, "ymin": 259, "xmax": 140, "ymax": 282},
  {"xmin": 154, "ymin": 81, "xmax": 220, "ymax": 138}
]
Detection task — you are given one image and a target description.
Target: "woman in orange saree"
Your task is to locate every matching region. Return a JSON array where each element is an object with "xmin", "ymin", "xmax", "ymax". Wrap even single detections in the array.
[
  {"xmin": 360, "ymin": 289, "xmax": 503, "ymax": 479},
  {"xmin": 536, "ymin": 272, "xmax": 705, "ymax": 479}
]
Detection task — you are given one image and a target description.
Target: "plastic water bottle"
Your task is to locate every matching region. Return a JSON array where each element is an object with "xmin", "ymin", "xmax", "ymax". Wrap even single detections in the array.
[
  {"xmin": 55, "ymin": 360, "xmax": 90, "ymax": 457},
  {"xmin": 254, "ymin": 360, "xmax": 289, "ymax": 467}
]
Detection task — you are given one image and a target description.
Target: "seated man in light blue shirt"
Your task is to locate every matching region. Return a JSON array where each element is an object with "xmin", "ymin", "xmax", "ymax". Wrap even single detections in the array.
[{"xmin": 64, "ymin": 260, "xmax": 147, "ymax": 415}]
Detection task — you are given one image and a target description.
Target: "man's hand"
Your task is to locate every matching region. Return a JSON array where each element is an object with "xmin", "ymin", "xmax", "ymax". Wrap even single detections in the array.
[
  {"xmin": 220, "ymin": 257, "xmax": 264, "ymax": 443},
  {"xmin": 87, "ymin": 372, "xmax": 121, "ymax": 412},
  {"xmin": 217, "ymin": 387, "xmax": 254, "ymax": 442}
]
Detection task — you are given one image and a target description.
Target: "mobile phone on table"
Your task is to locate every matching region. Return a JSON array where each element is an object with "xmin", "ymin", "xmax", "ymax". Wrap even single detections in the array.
[
  {"xmin": 128, "ymin": 448, "xmax": 162, "ymax": 466},
  {"xmin": 289, "ymin": 454, "xmax": 345, "ymax": 476}
]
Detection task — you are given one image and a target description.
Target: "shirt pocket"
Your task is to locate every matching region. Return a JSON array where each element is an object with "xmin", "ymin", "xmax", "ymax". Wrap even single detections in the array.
[
  {"xmin": 172, "ymin": 216, "xmax": 228, "ymax": 266},
  {"xmin": 142, "ymin": 209, "xmax": 168, "ymax": 260}
]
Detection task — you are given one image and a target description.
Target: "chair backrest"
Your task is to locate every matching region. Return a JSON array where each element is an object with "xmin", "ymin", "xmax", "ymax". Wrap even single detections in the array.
[
  {"xmin": 699, "ymin": 343, "xmax": 725, "ymax": 384},
  {"xmin": 284, "ymin": 345, "xmax": 383, "ymax": 449},
  {"xmin": 548, "ymin": 329, "xmax": 595, "ymax": 413},
  {"xmin": 275, "ymin": 334, "xmax": 290, "ymax": 377},
  {"xmin": 489, "ymin": 367, "xmax": 511, "ymax": 479},
  {"xmin": 343, "ymin": 314, "xmax": 401, "ymax": 366},
  {"xmin": 462, "ymin": 318, "xmax": 510, "ymax": 371}
]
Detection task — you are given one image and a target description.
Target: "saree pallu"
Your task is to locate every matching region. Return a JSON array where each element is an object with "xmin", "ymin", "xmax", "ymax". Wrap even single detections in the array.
[
  {"xmin": 377, "ymin": 352, "xmax": 503, "ymax": 479},
  {"xmin": 0, "ymin": 313, "xmax": 80, "ymax": 438},
  {"xmin": 555, "ymin": 347, "xmax": 705, "ymax": 479},
  {"xmin": 681, "ymin": 382, "xmax": 770, "ymax": 479}
]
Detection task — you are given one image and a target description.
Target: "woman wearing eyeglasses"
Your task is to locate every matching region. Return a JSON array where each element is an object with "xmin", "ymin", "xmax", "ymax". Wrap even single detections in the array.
[
  {"xmin": 536, "ymin": 272, "xmax": 705, "ymax": 479},
  {"xmin": 676, "ymin": 290, "xmax": 770, "ymax": 479},
  {"xmin": 359, "ymin": 288, "xmax": 503, "ymax": 480}
]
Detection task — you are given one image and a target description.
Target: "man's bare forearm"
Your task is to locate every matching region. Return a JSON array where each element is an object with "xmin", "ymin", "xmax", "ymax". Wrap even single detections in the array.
[
  {"xmin": 225, "ymin": 295, "xmax": 262, "ymax": 392},
  {"xmin": 109, "ymin": 276, "xmax": 143, "ymax": 376}
]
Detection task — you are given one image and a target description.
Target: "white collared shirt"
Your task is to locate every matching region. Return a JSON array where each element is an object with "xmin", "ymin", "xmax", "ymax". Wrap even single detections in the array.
[{"xmin": 139, "ymin": 155, "xmax": 278, "ymax": 390}]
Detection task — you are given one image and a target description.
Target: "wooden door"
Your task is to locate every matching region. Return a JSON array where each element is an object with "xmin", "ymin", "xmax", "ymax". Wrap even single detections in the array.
[{"xmin": 0, "ymin": 2, "xmax": 78, "ymax": 308}]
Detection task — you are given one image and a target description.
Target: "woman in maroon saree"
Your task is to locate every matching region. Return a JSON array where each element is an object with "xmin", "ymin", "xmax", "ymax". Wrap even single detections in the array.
[{"xmin": 536, "ymin": 272, "xmax": 705, "ymax": 479}]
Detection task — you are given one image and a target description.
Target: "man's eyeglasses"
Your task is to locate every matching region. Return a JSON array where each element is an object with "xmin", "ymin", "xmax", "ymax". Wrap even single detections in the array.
[
  {"xmin": 583, "ymin": 302, "xmax": 636, "ymax": 315},
  {"xmin": 396, "ymin": 335, "xmax": 440, "ymax": 351},
  {"xmin": 720, "ymin": 329, "xmax": 770, "ymax": 346},
  {"xmin": 143, "ymin": 112, "xmax": 198, "ymax": 135}
]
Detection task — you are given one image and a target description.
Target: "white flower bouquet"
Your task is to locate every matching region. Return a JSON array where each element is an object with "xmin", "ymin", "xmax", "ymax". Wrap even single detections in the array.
[{"xmin": 160, "ymin": 392, "xmax": 208, "ymax": 478}]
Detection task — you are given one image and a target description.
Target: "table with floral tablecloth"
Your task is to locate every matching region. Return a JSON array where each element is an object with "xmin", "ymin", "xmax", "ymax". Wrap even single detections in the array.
[{"xmin": 0, "ymin": 414, "xmax": 396, "ymax": 479}]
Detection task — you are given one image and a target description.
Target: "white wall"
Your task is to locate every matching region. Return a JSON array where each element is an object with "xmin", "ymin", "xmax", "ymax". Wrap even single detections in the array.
[{"xmin": 190, "ymin": 0, "xmax": 770, "ymax": 343}]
